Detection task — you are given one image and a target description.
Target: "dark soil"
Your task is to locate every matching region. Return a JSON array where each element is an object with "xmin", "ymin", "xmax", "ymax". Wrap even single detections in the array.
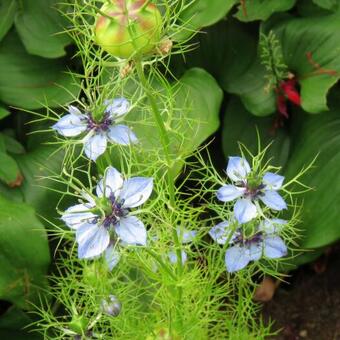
[{"xmin": 262, "ymin": 245, "xmax": 340, "ymax": 340}]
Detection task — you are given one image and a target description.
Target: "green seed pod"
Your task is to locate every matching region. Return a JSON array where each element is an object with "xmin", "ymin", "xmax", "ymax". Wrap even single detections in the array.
[
  {"xmin": 95, "ymin": 0, "xmax": 162, "ymax": 58},
  {"xmin": 69, "ymin": 314, "xmax": 89, "ymax": 335}
]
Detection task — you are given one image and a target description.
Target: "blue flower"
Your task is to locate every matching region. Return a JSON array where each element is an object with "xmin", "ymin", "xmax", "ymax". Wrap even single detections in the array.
[
  {"xmin": 61, "ymin": 166, "xmax": 153, "ymax": 260},
  {"xmin": 209, "ymin": 219, "xmax": 287, "ymax": 273},
  {"xmin": 216, "ymin": 157, "xmax": 287, "ymax": 224},
  {"xmin": 168, "ymin": 228, "xmax": 197, "ymax": 265},
  {"xmin": 52, "ymin": 98, "xmax": 137, "ymax": 161}
]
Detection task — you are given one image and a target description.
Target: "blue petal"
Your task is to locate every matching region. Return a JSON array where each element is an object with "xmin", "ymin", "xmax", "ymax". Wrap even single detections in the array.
[
  {"xmin": 177, "ymin": 228, "xmax": 197, "ymax": 244},
  {"xmin": 263, "ymin": 172, "xmax": 285, "ymax": 190},
  {"xmin": 120, "ymin": 177, "xmax": 153, "ymax": 208},
  {"xmin": 115, "ymin": 216, "xmax": 147, "ymax": 245},
  {"xmin": 84, "ymin": 133, "xmax": 108, "ymax": 161},
  {"xmin": 226, "ymin": 156, "xmax": 251, "ymax": 182},
  {"xmin": 168, "ymin": 249, "xmax": 187, "ymax": 265},
  {"xmin": 216, "ymin": 185, "xmax": 245, "ymax": 202},
  {"xmin": 209, "ymin": 221, "xmax": 233, "ymax": 245},
  {"xmin": 76, "ymin": 223, "xmax": 110, "ymax": 259},
  {"xmin": 105, "ymin": 98, "xmax": 130, "ymax": 118},
  {"xmin": 61, "ymin": 204, "xmax": 96, "ymax": 229},
  {"xmin": 260, "ymin": 190, "xmax": 287, "ymax": 211},
  {"xmin": 107, "ymin": 125, "xmax": 138, "ymax": 145},
  {"xmin": 225, "ymin": 245, "xmax": 251, "ymax": 272},
  {"xmin": 68, "ymin": 105, "xmax": 83, "ymax": 116},
  {"xmin": 105, "ymin": 245, "xmax": 121, "ymax": 270},
  {"xmin": 263, "ymin": 236, "xmax": 287, "ymax": 258},
  {"xmin": 52, "ymin": 113, "xmax": 87, "ymax": 137},
  {"xmin": 258, "ymin": 218, "xmax": 287, "ymax": 234},
  {"xmin": 247, "ymin": 242, "xmax": 262, "ymax": 261},
  {"xmin": 96, "ymin": 166, "xmax": 124, "ymax": 198},
  {"xmin": 234, "ymin": 198, "xmax": 257, "ymax": 224}
]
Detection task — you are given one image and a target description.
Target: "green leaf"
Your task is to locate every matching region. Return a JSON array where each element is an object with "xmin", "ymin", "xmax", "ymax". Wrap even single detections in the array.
[
  {"xmin": 15, "ymin": 0, "xmax": 71, "ymax": 58},
  {"xmin": 0, "ymin": 0, "xmax": 17, "ymax": 42},
  {"xmin": 264, "ymin": 11, "xmax": 340, "ymax": 113},
  {"xmin": 0, "ymin": 151, "xmax": 20, "ymax": 185},
  {"xmin": 234, "ymin": 0, "xmax": 296, "ymax": 22},
  {"xmin": 175, "ymin": 0, "xmax": 237, "ymax": 41},
  {"xmin": 0, "ymin": 195, "xmax": 50, "ymax": 308},
  {"xmin": 312, "ymin": 0, "xmax": 338, "ymax": 10},
  {"xmin": 283, "ymin": 98, "xmax": 340, "ymax": 248},
  {"xmin": 0, "ymin": 29, "xmax": 79, "ymax": 109},
  {"xmin": 0, "ymin": 106, "xmax": 10, "ymax": 120},
  {"xmin": 222, "ymin": 97, "xmax": 290, "ymax": 167},
  {"xmin": 2, "ymin": 133, "xmax": 25, "ymax": 154}
]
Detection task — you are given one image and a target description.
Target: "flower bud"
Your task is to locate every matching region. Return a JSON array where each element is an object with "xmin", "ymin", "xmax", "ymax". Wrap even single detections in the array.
[
  {"xmin": 100, "ymin": 295, "xmax": 122, "ymax": 317},
  {"xmin": 95, "ymin": 0, "xmax": 162, "ymax": 58},
  {"xmin": 69, "ymin": 314, "xmax": 89, "ymax": 335}
]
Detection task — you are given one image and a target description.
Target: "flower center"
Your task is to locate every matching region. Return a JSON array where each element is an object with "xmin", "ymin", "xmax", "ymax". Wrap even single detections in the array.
[
  {"xmin": 86, "ymin": 113, "xmax": 113, "ymax": 133},
  {"xmin": 243, "ymin": 182, "xmax": 265, "ymax": 200},
  {"xmin": 102, "ymin": 194, "xmax": 127, "ymax": 228},
  {"xmin": 234, "ymin": 230, "xmax": 263, "ymax": 246}
]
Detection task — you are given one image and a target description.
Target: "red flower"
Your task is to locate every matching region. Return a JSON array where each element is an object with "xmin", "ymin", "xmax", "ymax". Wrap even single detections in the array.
[{"xmin": 275, "ymin": 78, "xmax": 301, "ymax": 117}]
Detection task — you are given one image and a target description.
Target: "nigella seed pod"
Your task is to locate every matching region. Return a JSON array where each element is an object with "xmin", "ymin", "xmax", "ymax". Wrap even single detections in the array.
[
  {"xmin": 100, "ymin": 295, "xmax": 122, "ymax": 317},
  {"xmin": 95, "ymin": 0, "xmax": 162, "ymax": 59}
]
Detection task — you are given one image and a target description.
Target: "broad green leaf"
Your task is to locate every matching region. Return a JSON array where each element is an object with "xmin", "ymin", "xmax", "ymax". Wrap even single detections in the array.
[
  {"xmin": 0, "ymin": 106, "xmax": 10, "ymax": 120},
  {"xmin": 2, "ymin": 133, "xmax": 25, "ymax": 154},
  {"xmin": 15, "ymin": 0, "xmax": 71, "ymax": 58},
  {"xmin": 283, "ymin": 98, "xmax": 340, "ymax": 248},
  {"xmin": 0, "ymin": 195, "xmax": 50, "ymax": 308},
  {"xmin": 234, "ymin": 0, "xmax": 296, "ymax": 22},
  {"xmin": 222, "ymin": 97, "xmax": 290, "ymax": 167},
  {"xmin": 264, "ymin": 12, "xmax": 340, "ymax": 113},
  {"xmin": 0, "ymin": 0, "xmax": 17, "ymax": 42},
  {"xmin": 175, "ymin": 0, "xmax": 237, "ymax": 41},
  {"xmin": 0, "ymin": 151, "xmax": 20, "ymax": 185},
  {"xmin": 312, "ymin": 0, "xmax": 338, "ymax": 10},
  {"xmin": 0, "ymin": 29, "xmax": 79, "ymax": 109}
]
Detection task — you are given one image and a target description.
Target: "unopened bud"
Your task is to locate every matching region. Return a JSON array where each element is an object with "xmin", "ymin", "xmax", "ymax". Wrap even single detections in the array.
[{"xmin": 100, "ymin": 295, "xmax": 122, "ymax": 317}]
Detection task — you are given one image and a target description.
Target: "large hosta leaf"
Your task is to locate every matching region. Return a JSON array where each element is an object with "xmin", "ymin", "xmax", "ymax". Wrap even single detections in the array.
[
  {"xmin": 283, "ymin": 97, "xmax": 340, "ymax": 248},
  {"xmin": 0, "ymin": 29, "xmax": 79, "ymax": 109},
  {"xmin": 175, "ymin": 0, "xmax": 237, "ymax": 40},
  {"xmin": 15, "ymin": 0, "xmax": 71, "ymax": 58},
  {"xmin": 234, "ymin": 0, "xmax": 296, "ymax": 22},
  {"xmin": 0, "ymin": 0, "xmax": 17, "ymax": 42},
  {"xmin": 0, "ymin": 195, "xmax": 50, "ymax": 309}
]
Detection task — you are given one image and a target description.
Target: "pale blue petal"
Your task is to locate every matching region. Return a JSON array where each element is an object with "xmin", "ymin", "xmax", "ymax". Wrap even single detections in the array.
[
  {"xmin": 177, "ymin": 228, "xmax": 197, "ymax": 244},
  {"xmin": 234, "ymin": 198, "xmax": 257, "ymax": 224},
  {"xmin": 258, "ymin": 218, "xmax": 287, "ymax": 234},
  {"xmin": 96, "ymin": 166, "xmax": 124, "ymax": 198},
  {"xmin": 247, "ymin": 242, "xmax": 262, "ymax": 261},
  {"xmin": 107, "ymin": 125, "xmax": 138, "ymax": 145},
  {"xmin": 68, "ymin": 105, "xmax": 83, "ymax": 116},
  {"xmin": 52, "ymin": 114, "xmax": 87, "ymax": 137},
  {"xmin": 84, "ymin": 133, "xmax": 108, "ymax": 161},
  {"xmin": 216, "ymin": 185, "xmax": 245, "ymax": 202},
  {"xmin": 263, "ymin": 172, "xmax": 285, "ymax": 190},
  {"xmin": 225, "ymin": 245, "xmax": 251, "ymax": 273},
  {"xmin": 115, "ymin": 216, "xmax": 147, "ymax": 245},
  {"xmin": 61, "ymin": 204, "xmax": 97, "ymax": 230},
  {"xmin": 105, "ymin": 245, "xmax": 121, "ymax": 270},
  {"xmin": 263, "ymin": 236, "xmax": 287, "ymax": 259},
  {"xmin": 168, "ymin": 249, "xmax": 187, "ymax": 265},
  {"xmin": 226, "ymin": 156, "xmax": 251, "ymax": 182},
  {"xmin": 105, "ymin": 98, "xmax": 130, "ymax": 118},
  {"xmin": 76, "ymin": 223, "xmax": 110, "ymax": 259},
  {"xmin": 260, "ymin": 190, "xmax": 287, "ymax": 211},
  {"xmin": 120, "ymin": 177, "xmax": 153, "ymax": 208},
  {"xmin": 209, "ymin": 221, "xmax": 234, "ymax": 245}
]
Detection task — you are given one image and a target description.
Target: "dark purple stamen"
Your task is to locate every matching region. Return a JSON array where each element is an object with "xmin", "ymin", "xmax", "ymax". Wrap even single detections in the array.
[
  {"xmin": 239, "ymin": 181, "xmax": 265, "ymax": 200},
  {"xmin": 103, "ymin": 194, "xmax": 127, "ymax": 228},
  {"xmin": 86, "ymin": 113, "xmax": 113, "ymax": 132},
  {"xmin": 234, "ymin": 229, "xmax": 263, "ymax": 246}
]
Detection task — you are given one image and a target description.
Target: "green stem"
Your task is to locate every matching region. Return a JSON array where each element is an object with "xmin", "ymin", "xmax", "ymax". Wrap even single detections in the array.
[{"xmin": 135, "ymin": 60, "xmax": 184, "ymax": 328}]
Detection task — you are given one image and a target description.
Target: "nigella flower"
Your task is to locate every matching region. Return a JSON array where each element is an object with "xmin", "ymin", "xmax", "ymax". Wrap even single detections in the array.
[
  {"xmin": 52, "ymin": 98, "xmax": 137, "ymax": 161},
  {"xmin": 61, "ymin": 166, "xmax": 153, "ymax": 259},
  {"xmin": 168, "ymin": 228, "xmax": 196, "ymax": 265},
  {"xmin": 100, "ymin": 295, "xmax": 122, "ymax": 317},
  {"xmin": 209, "ymin": 219, "xmax": 287, "ymax": 273},
  {"xmin": 217, "ymin": 157, "xmax": 287, "ymax": 224}
]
